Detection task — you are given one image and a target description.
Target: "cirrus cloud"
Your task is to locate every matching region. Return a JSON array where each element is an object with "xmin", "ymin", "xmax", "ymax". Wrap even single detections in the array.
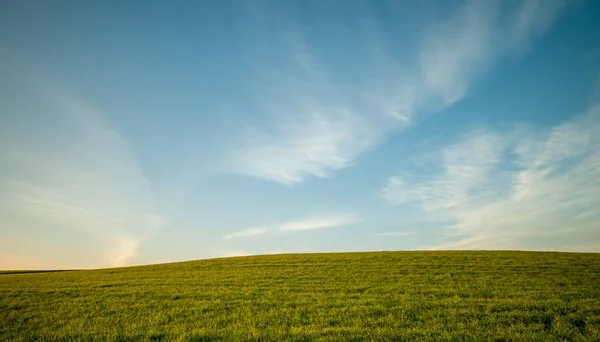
[
  {"xmin": 222, "ymin": 213, "xmax": 357, "ymax": 240},
  {"xmin": 381, "ymin": 104, "xmax": 600, "ymax": 251},
  {"xmin": 230, "ymin": 0, "xmax": 570, "ymax": 185}
]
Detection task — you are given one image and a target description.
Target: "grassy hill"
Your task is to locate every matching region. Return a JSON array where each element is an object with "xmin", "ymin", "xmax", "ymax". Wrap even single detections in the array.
[{"xmin": 1, "ymin": 251, "xmax": 599, "ymax": 341}]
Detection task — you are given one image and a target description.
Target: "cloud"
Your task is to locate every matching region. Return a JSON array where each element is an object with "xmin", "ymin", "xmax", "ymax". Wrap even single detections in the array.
[
  {"xmin": 413, "ymin": 0, "xmax": 568, "ymax": 113},
  {"xmin": 510, "ymin": 0, "xmax": 568, "ymax": 45},
  {"xmin": 108, "ymin": 236, "xmax": 142, "ymax": 267},
  {"xmin": 381, "ymin": 129, "xmax": 508, "ymax": 211},
  {"xmin": 417, "ymin": 1, "xmax": 497, "ymax": 107},
  {"xmin": 279, "ymin": 214, "xmax": 358, "ymax": 231},
  {"xmin": 224, "ymin": 214, "xmax": 357, "ymax": 240},
  {"xmin": 232, "ymin": 107, "xmax": 382, "ymax": 185},
  {"xmin": 0, "ymin": 85, "xmax": 168, "ymax": 267},
  {"xmin": 224, "ymin": 227, "xmax": 267, "ymax": 240},
  {"xmin": 381, "ymin": 104, "xmax": 600, "ymax": 251},
  {"xmin": 230, "ymin": 1, "xmax": 570, "ymax": 185}
]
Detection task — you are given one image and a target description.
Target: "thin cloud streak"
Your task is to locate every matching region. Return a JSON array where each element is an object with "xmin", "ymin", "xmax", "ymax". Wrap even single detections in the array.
[
  {"xmin": 279, "ymin": 215, "xmax": 358, "ymax": 231},
  {"xmin": 224, "ymin": 227, "xmax": 267, "ymax": 240},
  {"xmin": 224, "ymin": 214, "xmax": 357, "ymax": 240}
]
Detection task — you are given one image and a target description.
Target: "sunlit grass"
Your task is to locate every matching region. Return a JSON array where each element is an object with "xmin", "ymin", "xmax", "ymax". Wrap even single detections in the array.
[{"xmin": 1, "ymin": 251, "xmax": 599, "ymax": 341}]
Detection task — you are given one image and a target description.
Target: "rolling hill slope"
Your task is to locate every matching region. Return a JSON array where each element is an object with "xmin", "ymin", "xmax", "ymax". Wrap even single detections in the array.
[{"xmin": 1, "ymin": 251, "xmax": 599, "ymax": 341}]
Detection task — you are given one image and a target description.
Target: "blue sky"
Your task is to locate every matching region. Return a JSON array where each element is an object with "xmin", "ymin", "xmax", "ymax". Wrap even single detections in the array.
[{"xmin": 1, "ymin": 0, "xmax": 599, "ymax": 269}]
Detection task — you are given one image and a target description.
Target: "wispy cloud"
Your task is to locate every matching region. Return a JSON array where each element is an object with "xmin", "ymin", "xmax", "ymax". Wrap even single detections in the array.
[
  {"xmin": 233, "ymin": 106, "xmax": 382, "ymax": 185},
  {"xmin": 381, "ymin": 104, "xmax": 600, "ymax": 251},
  {"xmin": 223, "ymin": 214, "xmax": 357, "ymax": 240},
  {"xmin": 509, "ymin": 0, "xmax": 568, "ymax": 47},
  {"xmin": 0, "ymin": 84, "xmax": 168, "ymax": 267},
  {"xmin": 108, "ymin": 235, "xmax": 142, "ymax": 267},
  {"xmin": 224, "ymin": 227, "xmax": 267, "ymax": 240},
  {"xmin": 381, "ymin": 130, "xmax": 508, "ymax": 211},
  {"xmin": 416, "ymin": 1, "xmax": 497, "ymax": 107},
  {"xmin": 230, "ymin": 1, "xmax": 570, "ymax": 185},
  {"xmin": 279, "ymin": 214, "xmax": 357, "ymax": 231}
]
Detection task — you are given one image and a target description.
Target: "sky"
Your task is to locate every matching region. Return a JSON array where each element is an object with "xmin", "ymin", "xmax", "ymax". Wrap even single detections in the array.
[{"xmin": 1, "ymin": 0, "xmax": 599, "ymax": 270}]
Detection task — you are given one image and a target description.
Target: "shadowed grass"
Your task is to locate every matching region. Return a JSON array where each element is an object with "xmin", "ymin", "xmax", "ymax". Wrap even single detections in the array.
[{"xmin": 1, "ymin": 251, "xmax": 599, "ymax": 341}]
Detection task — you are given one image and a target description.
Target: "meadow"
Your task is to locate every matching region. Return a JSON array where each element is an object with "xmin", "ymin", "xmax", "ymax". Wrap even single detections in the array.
[{"xmin": 1, "ymin": 251, "xmax": 599, "ymax": 341}]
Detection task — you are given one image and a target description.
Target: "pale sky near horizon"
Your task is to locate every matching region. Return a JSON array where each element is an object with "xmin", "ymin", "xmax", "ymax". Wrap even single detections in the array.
[{"xmin": 1, "ymin": 0, "xmax": 600, "ymax": 270}]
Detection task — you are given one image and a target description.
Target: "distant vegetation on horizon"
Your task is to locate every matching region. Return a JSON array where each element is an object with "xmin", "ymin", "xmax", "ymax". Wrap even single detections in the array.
[{"xmin": 1, "ymin": 251, "xmax": 599, "ymax": 341}]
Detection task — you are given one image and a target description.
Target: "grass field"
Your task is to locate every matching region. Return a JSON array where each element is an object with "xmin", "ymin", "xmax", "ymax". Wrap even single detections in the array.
[{"xmin": 1, "ymin": 251, "xmax": 599, "ymax": 341}]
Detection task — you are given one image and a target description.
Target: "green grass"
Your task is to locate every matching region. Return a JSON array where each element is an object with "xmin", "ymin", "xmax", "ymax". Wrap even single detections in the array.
[{"xmin": 1, "ymin": 251, "xmax": 599, "ymax": 341}]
